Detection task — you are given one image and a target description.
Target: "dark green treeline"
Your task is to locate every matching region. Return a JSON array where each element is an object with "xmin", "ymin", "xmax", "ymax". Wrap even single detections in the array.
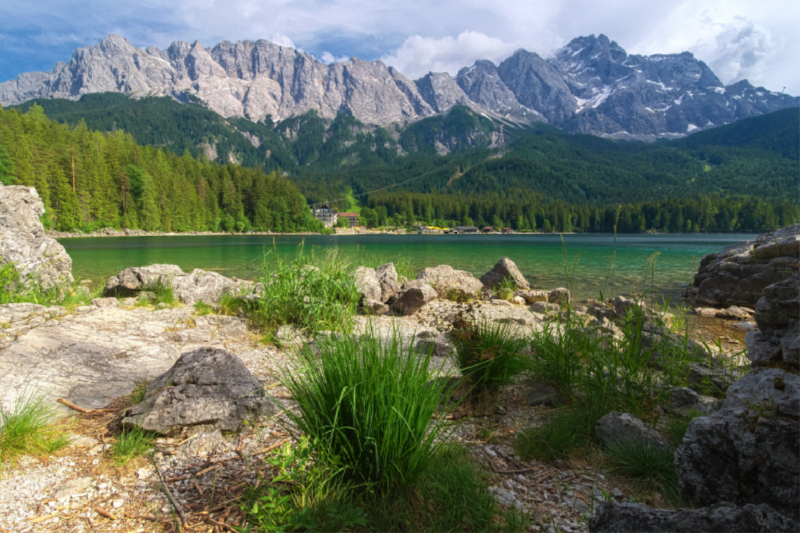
[
  {"xmin": 0, "ymin": 104, "xmax": 324, "ymax": 233},
  {"xmin": 365, "ymin": 190, "xmax": 799, "ymax": 233}
]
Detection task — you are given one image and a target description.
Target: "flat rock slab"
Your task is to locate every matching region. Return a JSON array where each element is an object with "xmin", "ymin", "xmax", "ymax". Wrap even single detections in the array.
[{"xmin": 0, "ymin": 305, "xmax": 249, "ymax": 415}]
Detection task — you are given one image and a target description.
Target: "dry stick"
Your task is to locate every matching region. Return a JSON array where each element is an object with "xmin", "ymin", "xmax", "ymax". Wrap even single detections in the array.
[
  {"xmin": 208, "ymin": 517, "xmax": 236, "ymax": 531},
  {"xmin": 195, "ymin": 465, "xmax": 219, "ymax": 477},
  {"xmin": 489, "ymin": 464, "xmax": 539, "ymax": 475},
  {"xmin": 57, "ymin": 398, "xmax": 92, "ymax": 413},
  {"xmin": 94, "ymin": 507, "xmax": 117, "ymax": 520},
  {"xmin": 154, "ymin": 462, "xmax": 187, "ymax": 530},
  {"xmin": 251, "ymin": 438, "xmax": 290, "ymax": 457}
]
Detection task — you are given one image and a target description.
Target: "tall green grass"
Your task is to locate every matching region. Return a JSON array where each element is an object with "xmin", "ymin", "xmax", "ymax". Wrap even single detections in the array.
[
  {"xmin": 604, "ymin": 438, "xmax": 681, "ymax": 504},
  {"xmin": 452, "ymin": 321, "xmax": 529, "ymax": 399},
  {"xmin": 109, "ymin": 426, "xmax": 158, "ymax": 465},
  {"xmin": 0, "ymin": 263, "xmax": 59, "ymax": 306},
  {"xmin": 0, "ymin": 393, "xmax": 69, "ymax": 469},
  {"xmin": 279, "ymin": 330, "xmax": 456, "ymax": 493},
  {"xmin": 251, "ymin": 244, "xmax": 360, "ymax": 337}
]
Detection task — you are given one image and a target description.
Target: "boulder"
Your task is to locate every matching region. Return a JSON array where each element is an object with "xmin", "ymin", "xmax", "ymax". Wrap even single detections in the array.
[
  {"xmin": 682, "ymin": 224, "xmax": 799, "ymax": 308},
  {"xmin": 588, "ymin": 502, "xmax": 798, "ymax": 533},
  {"xmin": 755, "ymin": 274, "xmax": 799, "ymax": 331},
  {"xmin": 359, "ymin": 298, "xmax": 390, "ymax": 316},
  {"xmin": 123, "ymin": 347, "xmax": 274, "ymax": 436},
  {"xmin": 515, "ymin": 290, "xmax": 548, "ymax": 304},
  {"xmin": 595, "ymin": 412, "xmax": 669, "ymax": 450},
  {"xmin": 675, "ymin": 367, "xmax": 800, "ymax": 522},
  {"xmin": 0, "ymin": 183, "xmax": 73, "ymax": 291},
  {"xmin": 391, "ymin": 282, "xmax": 437, "ymax": 316},
  {"xmin": 416, "ymin": 265, "xmax": 484, "ymax": 297},
  {"xmin": 479, "ymin": 257, "xmax": 530, "ymax": 290},
  {"xmin": 104, "ymin": 264, "xmax": 252, "ymax": 305},
  {"xmin": 352, "ymin": 266, "xmax": 381, "ymax": 302},
  {"xmin": 685, "ymin": 361, "xmax": 741, "ymax": 395},
  {"xmin": 375, "ymin": 263, "xmax": 400, "ymax": 303},
  {"xmin": 547, "ymin": 287, "xmax": 570, "ymax": 306}
]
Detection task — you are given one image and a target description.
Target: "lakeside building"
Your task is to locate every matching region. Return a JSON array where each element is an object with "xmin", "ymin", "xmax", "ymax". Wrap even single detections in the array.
[
  {"xmin": 482, "ymin": 226, "xmax": 497, "ymax": 234},
  {"xmin": 312, "ymin": 205, "xmax": 338, "ymax": 227},
  {"xmin": 338, "ymin": 212, "xmax": 359, "ymax": 227},
  {"xmin": 454, "ymin": 226, "xmax": 478, "ymax": 234}
]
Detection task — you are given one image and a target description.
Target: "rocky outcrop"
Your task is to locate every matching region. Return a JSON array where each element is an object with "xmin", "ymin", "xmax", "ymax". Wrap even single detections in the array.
[
  {"xmin": 589, "ymin": 502, "xmax": 798, "ymax": 533},
  {"xmin": 375, "ymin": 263, "xmax": 401, "ymax": 303},
  {"xmin": 675, "ymin": 367, "xmax": 799, "ymax": 522},
  {"xmin": 123, "ymin": 347, "xmax": 273, "ymax": 436},
  {"xmin": 0, "ymin": 304, "xmax": 250, "ymax": 415},
  {"xmin": 416, "ymin": 265, "xmax": 484, "ymax": 297},
  {"xmin": 754, "ymin": 274, "xmax": 799, "ymax": 331},
  {"xmin": 594, "ymin": 412, "xmax": 669, "ymax": 450},
  {"xmin": 0, "ymin": 183, "xmax": 73, "ymax": 291},
  {"xmin": 682, "ymin": 224, "xmax": 799, "ymax": 308},
  {"xmin": 104, "ymin": 264, "xmax": 254, "ymax": 305},
  {"xmin": 479, "ymin": 257, "xmax": 530, "ymax": 290}
]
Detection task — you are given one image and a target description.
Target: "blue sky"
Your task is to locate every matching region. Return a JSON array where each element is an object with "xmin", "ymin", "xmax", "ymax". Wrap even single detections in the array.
[{"xmin": 1, "ymin": 0, "xmax": 797, "ymax": 94}]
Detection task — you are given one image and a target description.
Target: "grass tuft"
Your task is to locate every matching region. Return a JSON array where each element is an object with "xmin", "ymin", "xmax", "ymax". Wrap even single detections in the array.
[
  {"xmin": 0, "ymin": 393, "xmax": 69, "ymax": 469},
  {"xmin": 109, "ymin": 426, "xmax": 157, "ymax": 466},
  {"xmin": 514, "ymin": 409, "xmax": 599, "ymax": 462},
  {"xmin": 279, "ymin": 329, "xmax": 455, "ymax": 493},
  {"xmin": 603, "ymin": 438, "xmax": 681, "ymax": 504},
  {"xmin": 452, "ymin": 320, "xmax": 529, "ymax": 399}
]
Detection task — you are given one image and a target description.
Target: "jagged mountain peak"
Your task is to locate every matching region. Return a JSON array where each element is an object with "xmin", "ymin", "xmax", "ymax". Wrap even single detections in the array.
[{"xmin": 0, "ymin": 32, "xmax": 796, "ymax": 139}]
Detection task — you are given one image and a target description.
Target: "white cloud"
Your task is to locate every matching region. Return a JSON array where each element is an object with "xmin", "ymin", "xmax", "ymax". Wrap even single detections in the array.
[
  {"xmin": 320, "ymin": 51, "xmax": 348, "ymax": 64},
  {"xmin": 380, "ymin": 31, "xmax": 518, "ymax": 79},
  {"xmin": 1, "ymin": 0, "xmax": 798, "ymax": 93}
]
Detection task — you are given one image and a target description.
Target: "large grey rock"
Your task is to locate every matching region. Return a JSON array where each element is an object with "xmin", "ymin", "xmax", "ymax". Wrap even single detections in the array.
[
  {"xmin": 123, "ymin": 347, "xmax": 273, "ymax": 436},
  {"xmin": 479, "ymin": 257, "xmax": 530, "ymax": 290},
  {"xmin": 0, "ymin": 304, "xmax": 250, "ymax": 415},
  {"xmin": 675, "ymin": 367, "xmax": 800, "ymax": 522},
  {"xmin": 595, "ymin": 412, "xmax": 669, "ymax": 450},
  {"xmin": 416, "ymin": 264, "xmax": 484, "ymax": 297},
  {"xmin": 375, "ymin": 263, "xmax": 400, "ymax": 303},
  {"xmin": 352, "ymin": 266, "xmax": 382, "ymax": 302},
  {"xmin": 0, "ymin": 183, "xmax": 73, "ymax": 291},
  {"xmin": 588, "ymin": 502, "xmax": 798, "ymax": 533},
  {"xmin": 683, "ymin": 224, "xmax": 800, "ymax": 308},
  {"xmin": 755, "ymin": 274, "xmax": 799, "ymax": 331},
  {"xmin": 685, "ymin": 361, "xmax": 741, "ymax": 395},
  {"xmin": 103, "ymin": 264, "xmax": 251, "ymax": 305},
  {"xmin": 391, "ymin": 282, "xmax": 437, "ymax": 316}
]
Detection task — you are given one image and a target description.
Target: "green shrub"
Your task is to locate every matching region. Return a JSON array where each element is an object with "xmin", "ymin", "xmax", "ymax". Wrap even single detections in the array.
[
  {"xmin": 603, "ymin": 438, "xmax": 681, "ymax": 504},
  {"xmin": 279, "ymin": 330, "xmax": 455, "ymax": 493},
  {"xmin": 452, "ymin": 321, "xmax": 529, "ymax": 398},
  {"xmin": 251, "ymin": 245, "xmax": 360, "ymax": 337},
  {"xmin": 514, "ymin": 409, "xmax": 600, "ymax": 462},
  {"xmin": 495, "ymin": 277, "xmax": 516, "ymax": 301},
  {"xmin": 0, "ymin": 392, "xmax": 69, "ymax": 469},
  {"xmin": 0, "ymin": 263, "xmax": 57, "ymax": 306},
  {"xmin": 109, "ymin": 426, "xmax": 157, "ymax": 465}
]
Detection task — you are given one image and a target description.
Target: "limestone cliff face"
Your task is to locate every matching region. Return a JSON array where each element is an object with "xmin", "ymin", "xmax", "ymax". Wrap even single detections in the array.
[
  {"xmin": 1, "ymin": 33, "xmax": 797, "ymax": 137},
  {"xmin": 0, "ymin": 183, "xmax": 73, "ymax": 290}
]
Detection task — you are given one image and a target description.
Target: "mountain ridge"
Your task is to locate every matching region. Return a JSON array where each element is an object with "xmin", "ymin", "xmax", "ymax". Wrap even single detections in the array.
[{"xmin": 1, "ymin": 33, "xmax": 797, "ymax": 138}]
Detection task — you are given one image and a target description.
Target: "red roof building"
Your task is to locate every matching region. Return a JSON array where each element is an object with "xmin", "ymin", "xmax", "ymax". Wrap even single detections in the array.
[{"xmin": 338, "ymin": 212, "xmax": 359, "ymax": 227}]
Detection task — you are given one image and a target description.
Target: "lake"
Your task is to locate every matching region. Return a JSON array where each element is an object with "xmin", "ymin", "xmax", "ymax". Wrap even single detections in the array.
[{"xmin": 59, "ymin": 233, "xmax": 755, "ymax": 303}]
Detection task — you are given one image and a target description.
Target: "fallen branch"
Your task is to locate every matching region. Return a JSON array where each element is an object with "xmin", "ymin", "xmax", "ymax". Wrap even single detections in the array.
[
  {"xmin": 208, "ymin": 516, "xmax": 236, "ymax": 531},
  {"xmin": 94, "ymin": 507, "xmax": 116, "ymax": 520},
  {"xmin": 154, "ymin": 461, "xmax": 187, "ymax": 530},
  {"xmin": 57, "ymin": 398, "xmax": 92, "ymax": 413},
  {"xmin": 251, "ymin": 438, "xmax": 290, "ymax": 457},
  {"xmin": 489, "ymin": 464, "xmax": 538, "ymax": 475}
]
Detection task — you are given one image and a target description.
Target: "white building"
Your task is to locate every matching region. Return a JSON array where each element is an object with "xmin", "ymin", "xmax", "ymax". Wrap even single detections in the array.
[{"xmin": 312, "ymin": 204, "xmax": 338, "ymax": 227}]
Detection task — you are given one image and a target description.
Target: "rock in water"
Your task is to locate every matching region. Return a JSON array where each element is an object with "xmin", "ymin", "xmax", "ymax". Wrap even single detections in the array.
[
  {"xmin": 589, "ymin": 502, "xmax": 798, "ymax": 533},
  {"xmin": 123, "ymin": 347, "xmax": 273, "ymax": 436},
  {"xmin": 683, "ymin": 224, "xmax": 799, "ymax": 308},
  {"xmin": 479, "ymin": 257, "xmax": 531, "ymax": 290},
  {"xmin": 0, "ymin": 183, "xmax": 73, "ymax": 290}
]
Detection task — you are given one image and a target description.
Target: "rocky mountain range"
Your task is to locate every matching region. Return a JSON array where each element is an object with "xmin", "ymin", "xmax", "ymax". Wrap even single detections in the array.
[{"xmin": 1, "ymin": 33, "xmax": 797, "ymax": 139}]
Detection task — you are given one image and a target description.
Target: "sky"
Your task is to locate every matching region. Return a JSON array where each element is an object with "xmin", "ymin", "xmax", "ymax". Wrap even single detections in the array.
[{"xmin": 1, "ymin": 0, "xmax": 797, "ymax": 94}]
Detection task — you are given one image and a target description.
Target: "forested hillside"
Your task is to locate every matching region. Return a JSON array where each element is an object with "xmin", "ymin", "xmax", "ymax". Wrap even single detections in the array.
[
  {"xmin": 0, "ymin": 100, "xmax": 796, "ymax": 234},
  {"xmin": 0, "ymin": 104, "xmax": 323, "ymax": 233}
]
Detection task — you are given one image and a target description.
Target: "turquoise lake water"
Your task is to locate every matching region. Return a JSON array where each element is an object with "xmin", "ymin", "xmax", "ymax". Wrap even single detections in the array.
[{"xmin": 58, "ymin": 233, "xmax": 755, "ymax": 303}]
